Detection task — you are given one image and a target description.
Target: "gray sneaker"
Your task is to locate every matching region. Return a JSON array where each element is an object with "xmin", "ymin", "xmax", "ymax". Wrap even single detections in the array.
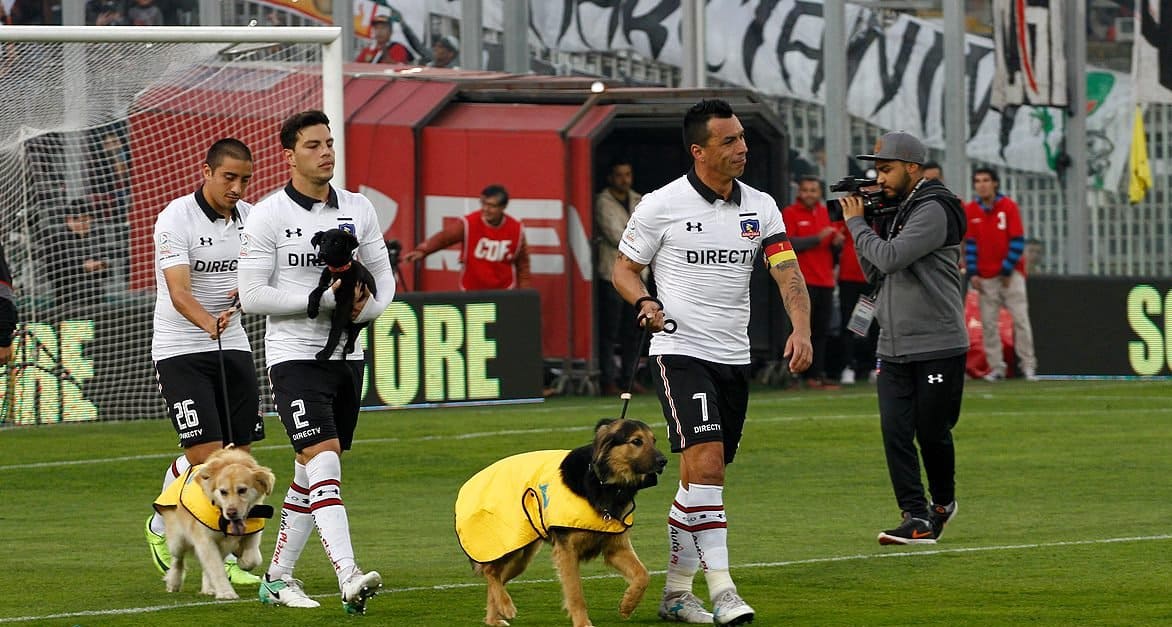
[
  {"xmin": 657, "ymin": 590, "xmax": 713, "ymax": 623},
  {"xmin": 711, "ymin": 589, "xmax": 755, "ymax": 625}
]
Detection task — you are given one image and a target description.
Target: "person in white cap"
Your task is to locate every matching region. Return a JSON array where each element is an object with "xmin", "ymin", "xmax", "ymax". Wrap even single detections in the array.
[
  {"xmin": 428, "ymin": 35, "xmax": 460, "ymax": 68},
  {"xmin": 837, "ymin": 130, "xmax": 967, "ymax": 546}
]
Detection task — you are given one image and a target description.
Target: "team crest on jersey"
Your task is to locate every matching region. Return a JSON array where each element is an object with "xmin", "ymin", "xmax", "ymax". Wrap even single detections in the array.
[
  {"xmin": 740, "ymin": 218, "xmax": 761, "ymax": 240},
  {"xmin": 337, "ymin": 222, "xmax": 356, "ymax": 235}
]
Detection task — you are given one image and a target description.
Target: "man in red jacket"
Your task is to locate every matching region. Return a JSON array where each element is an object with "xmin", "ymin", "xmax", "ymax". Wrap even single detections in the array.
[
  {"xmin": 782, "ymin": 176, "xmax": 842, "ymax": 388},
  {"xmin": 833, "ymin": 212, "xmax": 878, "ymax": 385},
  {"xmin": 964, "ymin": 168, "xmax": 1037, "ymax": 381},
  {"xmin": 403, "ymin": 184, "xmax": 531, "ymax": 290}
]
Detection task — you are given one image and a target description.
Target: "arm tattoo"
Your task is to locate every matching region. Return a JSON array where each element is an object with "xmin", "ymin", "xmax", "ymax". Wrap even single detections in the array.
[
  {"xmin": 615, "ymin": 251, "xmax": 649, "ymax": 273},
  {"xmin": 613, "ymin": 251, "xmax": 649, "ymax": 301},
  {"xmin": 774, "ymin": 259, "xmax": 810, "ymax": 319}
]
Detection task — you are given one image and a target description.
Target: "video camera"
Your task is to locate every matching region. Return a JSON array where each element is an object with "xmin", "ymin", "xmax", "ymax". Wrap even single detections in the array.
[
  {"xmin": 825, "ymin": 176, "xmax": 900, "ymax": 223},
  {"xmin": 385, "ymin": 239, "xmax": 402, "ymax": 266}
]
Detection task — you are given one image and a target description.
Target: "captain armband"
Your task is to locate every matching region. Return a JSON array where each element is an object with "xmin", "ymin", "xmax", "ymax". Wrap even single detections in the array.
[{"xmin": 762, "ymin": 233, "xmax": 797, "ymax": 267}]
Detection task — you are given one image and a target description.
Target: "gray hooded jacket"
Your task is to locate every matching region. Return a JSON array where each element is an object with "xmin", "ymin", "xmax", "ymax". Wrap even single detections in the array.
[{"xmin": 846, "ymin": 178, "xmax": 968, "ymax": 363}]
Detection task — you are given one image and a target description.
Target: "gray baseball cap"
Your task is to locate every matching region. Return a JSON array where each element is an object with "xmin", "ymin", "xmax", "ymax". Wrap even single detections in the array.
[{"xmin": 856, "ymin": 131, "xmax": 927, "ymax": 165}]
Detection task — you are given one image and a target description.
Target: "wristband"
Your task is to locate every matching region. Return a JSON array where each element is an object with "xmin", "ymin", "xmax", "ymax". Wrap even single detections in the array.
[{"xmin": 634, "ymin": 296, "xmax": 662, "ymax": 312}]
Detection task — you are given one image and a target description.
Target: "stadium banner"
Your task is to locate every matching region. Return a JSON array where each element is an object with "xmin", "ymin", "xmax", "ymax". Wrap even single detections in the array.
[
  {"xmin": 379, "ymin": 0, "xmax": 1128, "ymax": 187},
  {"xmin": 990, "ymin": 0, "xmax": 1067, "ymax": 109},
  {"xmin": 1029, "ymin": 276, "xmax": 1172, "ymax": 377},
  {"xmin": 466, "ymin": 0, "xmax": 1128, "ymax": 189},
  {"xmin": 1134, "ymin": 0, "xmax": 1172, "ymax": 103},
  {"xmin": 0, "ymin": 290, "xmax": 543, "ymax": 425}
]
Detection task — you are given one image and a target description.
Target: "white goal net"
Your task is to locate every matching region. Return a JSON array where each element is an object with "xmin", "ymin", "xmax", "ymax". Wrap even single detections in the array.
[{"xmin": 0, "ymin": 26, "xmax": 342, "ymax": 425}]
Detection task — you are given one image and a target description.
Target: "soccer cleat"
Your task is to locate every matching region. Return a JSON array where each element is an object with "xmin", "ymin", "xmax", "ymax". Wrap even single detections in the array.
[
  {"xmin": 259, "ymin": 574, "xmax": 321, "ymax": 608},
  {"xmin": 145, "ymin": 515, "xmax": 170, "ymax": 574},
  {"xmin": 341, "ymin": 570, "xmax": 383, "ymax": 615},
  {"xmin": 657, "ymin": 590, "xmax": 713, "ymax": 623},
  {"xmin": 225, "ymin": 561, "xmax": 261, "ymax": 586},
  {"xmin": 929, "ymin": 501, "xmax": 958, "ymax": 539},
  {"xmin": 1023, "ymin": 369, "xmax": 1039, "ymax": 382},
  {"xmin": 711, "ymin": 589, "xmax": 755, "ymax": 625},
  {"xmin": 982, "ymin": 371, "xmax": 1003, "ymax": 382},
  {"xmin": 878, "ymin": 514, "xmax": 937, "ymax": 545}
]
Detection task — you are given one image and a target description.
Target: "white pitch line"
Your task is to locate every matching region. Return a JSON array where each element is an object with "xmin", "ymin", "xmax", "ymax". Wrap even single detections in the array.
[
  {"xmin": 2, "ymin": 534, "xmax": 1168, "ymax": 624},
  {"xmin": 2, "ymin": 405, "xmax": 1170, "ymax": 472},
  {"xmin": 0, "ymin": 415, "xmax": 862, "ymax": 471}
]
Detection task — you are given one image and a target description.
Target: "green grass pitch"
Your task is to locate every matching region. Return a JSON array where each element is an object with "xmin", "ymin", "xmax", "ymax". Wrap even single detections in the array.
[{"xmin": 1, "ymin": 379, "xmax": 1170, "ymax": 626}]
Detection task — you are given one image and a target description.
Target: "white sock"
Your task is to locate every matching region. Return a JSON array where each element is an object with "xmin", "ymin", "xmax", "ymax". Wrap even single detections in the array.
[
  {"xmin": 150, "ymin": 454, "xmax": 191, "ymax": 536},
  {"xmin": 665, "ymin": 482, "xmax": 700, "ymax": 593},
  {"xmin": 687, "ymin": 483, "xmax": 735, "ymax": 598},
  {"xmin": 266, "ymin": 462, "xmax": 313, "ymax": 581},
  {"xmin": 305, "ymin": 451, "xmax": 358, "ymax": 586}
]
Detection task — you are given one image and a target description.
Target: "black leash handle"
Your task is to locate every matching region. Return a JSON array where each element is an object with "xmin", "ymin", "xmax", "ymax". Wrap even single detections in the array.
[
  {"xmin": 216, "ymin": 333, "xmax": 234, "ymax": 447},
  {"xmin": 633, "ymin": 296, "xmax": 677, "ymax": 334},
  {"xmin": 618, "ymin": 298, "xmax": 676, "ymax": 420},
  {"xmin": 216, "ymin": 296, "xmax": 242, "ymax": 447}
]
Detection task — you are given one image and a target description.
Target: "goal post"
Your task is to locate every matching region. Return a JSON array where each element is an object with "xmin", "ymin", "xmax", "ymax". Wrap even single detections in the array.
[
  {"xmin": 0, "ymin": 26, "xmax": 343, "ymax": 425},
  {"xmin": 0, "ymin": 26, "xmax": 345, "ymax": 183}
]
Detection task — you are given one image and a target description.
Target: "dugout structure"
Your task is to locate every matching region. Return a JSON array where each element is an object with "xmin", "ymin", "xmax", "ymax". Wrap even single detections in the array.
[
  {"xmin": 129, "ymin": 72, "xmax": 789, "ymax": 407},
  {"xmin": 0, "ymin": 26, "xmax": 343, "ymax": 425},
  {"xmin": 335, "ymin": 77, "xmax": 789, "ymax": 394}
]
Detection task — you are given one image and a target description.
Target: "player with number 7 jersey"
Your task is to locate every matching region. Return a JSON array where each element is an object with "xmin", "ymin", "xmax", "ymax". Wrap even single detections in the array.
[{"xmin": 612, "ymin": 99, "xmax": 812, "ymax": 625}]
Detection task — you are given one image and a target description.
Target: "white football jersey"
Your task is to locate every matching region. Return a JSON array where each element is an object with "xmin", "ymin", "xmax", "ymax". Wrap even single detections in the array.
[
  {"xmin": 618, "ymin": 170, "xmax": 786, "ymax": 365},
  {"xmin": 237, "ymin": 183, "xmax": 395, "ymax": 367},
  {"xmin": 152, "ymin": 191, "xmax": 252, "ymax": 361}
]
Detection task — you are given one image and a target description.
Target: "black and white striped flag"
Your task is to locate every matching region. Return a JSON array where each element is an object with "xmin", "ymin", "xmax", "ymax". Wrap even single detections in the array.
[
  {"xmin": 991, "ymin": 0, "xmax": 1067, "ymax": 109},
  {"xmin": 1135, "ymin": 0, "xmax": 1172, "ymax": 103}
]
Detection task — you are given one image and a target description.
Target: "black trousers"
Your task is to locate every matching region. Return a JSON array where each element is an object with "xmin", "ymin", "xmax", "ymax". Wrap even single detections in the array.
[
  {"xmin": 596, "ymin": 279, "xmax": 638, "ymax": 387},
  {"xmin": 838, "ymin": 280, "xmax": 879, "ymax": 377},
  {"xmin": 805, "ymin": 285, "xmax": 835, "ymax": 380},
  {"xmin": 876, "ymin": 354, "xmax": 966, "ymax": 518}
]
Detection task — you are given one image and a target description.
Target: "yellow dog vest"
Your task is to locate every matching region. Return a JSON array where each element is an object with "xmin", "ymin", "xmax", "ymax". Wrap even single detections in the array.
[
  {"xmin": 454, "ymin": 450, "xmax": 635, "ymax": 563},
  {"xmin": 153, "ymin": 465, "xmax": 270, "ymax": 536}
]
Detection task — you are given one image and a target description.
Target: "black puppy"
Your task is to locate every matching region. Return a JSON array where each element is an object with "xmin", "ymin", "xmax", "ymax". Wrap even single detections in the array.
[{"xmin": 307, "ymin": 228, "xmax": 377, "ymax": 361}]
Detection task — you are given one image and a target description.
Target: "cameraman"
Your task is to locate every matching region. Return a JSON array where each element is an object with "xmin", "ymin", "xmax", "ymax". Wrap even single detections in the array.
[{"xmin": 838, "ymin": 131, "xmax": 967, "ymax": 546}]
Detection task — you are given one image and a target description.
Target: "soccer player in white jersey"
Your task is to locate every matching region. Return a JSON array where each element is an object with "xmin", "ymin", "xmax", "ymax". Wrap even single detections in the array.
[
  {"xmin": 238, "ymin": 110, "xmax": 395, "ymax": 614},
  {"xmin": 147, "ymin": 138, "xmax": 263, "ymax": 586},
  {"xmin": 613, "ymin": 99, "xmax": 813, "ymax": 625}
]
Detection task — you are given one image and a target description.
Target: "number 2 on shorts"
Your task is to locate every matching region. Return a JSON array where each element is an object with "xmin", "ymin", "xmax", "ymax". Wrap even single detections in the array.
[{"xmin": 291, "ymin": 399, "xmax": 309, "ymax": 429}]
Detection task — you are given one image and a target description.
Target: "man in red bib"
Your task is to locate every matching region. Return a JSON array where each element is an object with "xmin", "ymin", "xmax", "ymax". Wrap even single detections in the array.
[
  {"xmin": 781, "ymin": 176, "xmax": 842, "ymax": 388},
  {"xmin": 403, "ymin": 184, "xmax": 531, "ymax": 290}
]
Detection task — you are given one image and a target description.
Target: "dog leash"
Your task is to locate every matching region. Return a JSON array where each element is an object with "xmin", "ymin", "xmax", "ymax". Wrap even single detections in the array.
[
  {"xmin": 618, "ymin": 297, "xmax": 676, "ymax": 421},
  {"xmin": 216, "ymin": 296, "xmax": 242, "ymax": 447}
]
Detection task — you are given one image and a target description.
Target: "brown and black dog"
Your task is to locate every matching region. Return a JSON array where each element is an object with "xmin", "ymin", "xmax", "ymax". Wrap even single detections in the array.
[{"xmin": 455, "ymin": 418, "xmax": 667, "ymax": 627}]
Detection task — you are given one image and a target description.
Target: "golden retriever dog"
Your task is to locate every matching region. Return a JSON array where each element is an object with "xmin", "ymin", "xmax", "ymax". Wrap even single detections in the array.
[
  {"xmin": 153, "ymin": 447, "xmax": 275, "ymax": 600},
  {"xmin": 455, "ymin": 418, "xmax": 667, "ymax": 627}
]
